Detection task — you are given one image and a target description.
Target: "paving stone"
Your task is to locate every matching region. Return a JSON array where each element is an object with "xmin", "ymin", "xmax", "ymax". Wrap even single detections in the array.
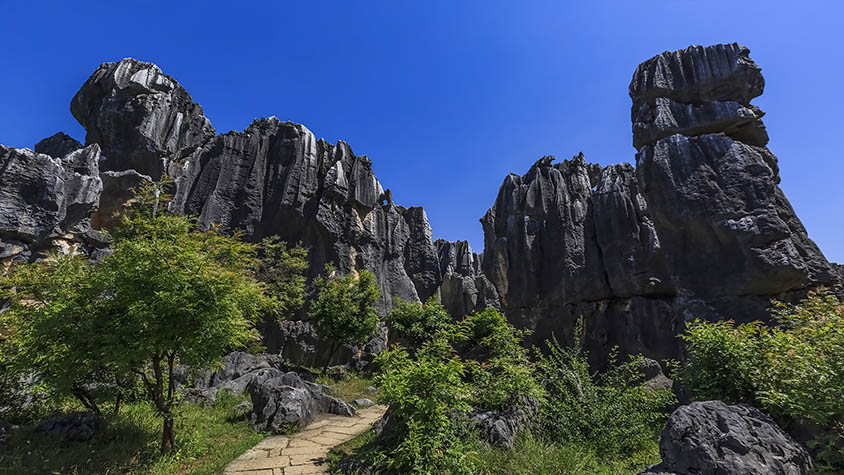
[
  {"xmin": 228, "ymin": 456, "xmax": 291, "ymax": 471},
  {"xmin": 281, "ymin": 446, "xmax": 329, "ymax": 457}
]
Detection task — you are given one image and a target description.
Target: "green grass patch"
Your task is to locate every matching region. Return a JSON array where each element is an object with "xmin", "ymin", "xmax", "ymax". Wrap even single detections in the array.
[
  {"xmin": 327, "ymin": 430, "xmax": 659, "ymax": 475},
  {"xmin": 471, "ymin": 431, "xmax": 660, "ymax": 475},
  {"xmin": 0, "ymin": 392, "xmax": 265, "ymax": 475},
  {"xmin": 316, "ymin": 373, "xmax": 376, "ymax": 405}
]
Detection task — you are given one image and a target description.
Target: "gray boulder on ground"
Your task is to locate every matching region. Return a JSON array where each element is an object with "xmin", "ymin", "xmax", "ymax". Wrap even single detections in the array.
[
  {"xmin": 247, "ymin": 368, "xmax": 355, "ymax": 432},
  {"xmin": 34, "ymin": 411, "xmax": 103, "ymax": 443},
  {"xmin": 640, "ymin": 401, "xmax": 813, "ymax": 475},
  {"xmin": 471, "ymin": 397, "xmax": 538, "ymax": 449}
]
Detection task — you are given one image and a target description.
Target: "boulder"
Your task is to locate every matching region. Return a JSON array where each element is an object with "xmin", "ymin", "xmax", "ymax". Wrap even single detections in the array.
[
  {"xmin": 641, "ymin": 401, "xmax": 813, "ymax": 475},
  {"xmin": 247, "ymin": 368, "xmax": 355, "ymax": 432},
  {"xmin": 34, "ymin": 411, "xmax": 103, "ymax": 443},
  {"xmin": 471, "ymin": 397, "xmax": 538, "ymax": 449}
]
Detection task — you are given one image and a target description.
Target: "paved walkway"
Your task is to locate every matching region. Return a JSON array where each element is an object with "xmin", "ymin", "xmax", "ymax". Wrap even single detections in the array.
[{"xmin": 224, "ymin": 405, "xmax": 387, "ymax": 475}]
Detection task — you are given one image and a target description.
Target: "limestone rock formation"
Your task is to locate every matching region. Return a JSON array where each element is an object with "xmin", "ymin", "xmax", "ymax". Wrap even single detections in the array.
[
  {"xmin": 0, "ymin": 144, "xmax": 106, "ymax": 264},
  {"xmin": 247, "ymin": 368, "xmax": 355, "ymax": 432},
  {"xmin": 480, "ymin": 43, "xmax": 838, "ymax": 364},
  {"xmin": 435, "ymin": 239, "xmax": 499, "ymax": 316},
  {"xmin": 34, "ymin": 132, "xmax": 82, "ymax": 158},
  {"xmin": 163, "ymin": 117, "xmax": 441, "ymax": 314},
  {"xmin": 640, "ymin": 401, "xmax": 813, "ymax": 475},
  {"xmin": 70, "ymin": 58, "xmax": 215, "ymax": 179}
]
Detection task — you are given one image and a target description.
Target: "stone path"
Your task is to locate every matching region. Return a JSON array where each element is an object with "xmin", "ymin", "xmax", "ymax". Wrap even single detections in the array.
[{"xmin": 224, "ymin": 405, "xmax": 387, "ymax": 475}]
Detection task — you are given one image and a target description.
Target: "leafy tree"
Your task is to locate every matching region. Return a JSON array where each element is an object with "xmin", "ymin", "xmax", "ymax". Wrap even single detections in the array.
[
  {"xmin": 1, "ymin": 180, "xmax": 272, "ymax": 453},
  {"xmin": 256, "ymin": 236, "xmax": 308, "ymax": 321},
  {"xmin": 1, "ymin": 253, "xmax": 122, "ymax": 417},
  {"xmin": 309, "ymin": 265, "xmax": 380, "ymax": 373},
  {"xmin": 387, "ymin": 296, "xmax": 453, "ymax": 351}
]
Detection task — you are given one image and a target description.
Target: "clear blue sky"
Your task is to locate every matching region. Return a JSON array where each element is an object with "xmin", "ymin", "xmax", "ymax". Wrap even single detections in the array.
[{"xmin": 1, "ymin": 1, "xmax": 841, "ymax": 263}]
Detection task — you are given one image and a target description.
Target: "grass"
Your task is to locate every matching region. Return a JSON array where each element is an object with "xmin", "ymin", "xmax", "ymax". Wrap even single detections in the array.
[
  {"xmin": 471, "ymin": 431, "xmax": 660, "ymax": 475},
  {"xmin": 327, "ymin": 430, "xmax": 660, "ymax": 475},
  {"xmin": 0, "ymin": 392, "xmax": 265, "ymax": 475},
  {"xmin": 316, "ymin": 372, "xmax": 377, "ymax": 406}
]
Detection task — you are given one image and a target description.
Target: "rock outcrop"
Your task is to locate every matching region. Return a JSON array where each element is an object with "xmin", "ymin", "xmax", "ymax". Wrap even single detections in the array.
[
  {"xmin": 481, "ymin": 43, "xmax": 838, "ymax": 365},
  {"xmin": 0, "ymin": 44, "xmax": 838, "ymax": 369},
  {"xmin": 641, "ymin": 401, "xmax": 813, "ymax": 475},
  {"xmin": 70, "ymin": 58, "xmax": 215, "ymax": 179},
  {"xmin": 247, "ymin": 368, "xmax": 355, "ymax": 432},
  {"xmin": 0, "ymin": 143, "xmax": 106, "ymax": 265},
  {"xmin": 34, "ymin": 411, "xmax": 103, "ymax": 443},
  {"xmin": 435, "ymin": 239, "xmax": 499, "ymax": 316}
]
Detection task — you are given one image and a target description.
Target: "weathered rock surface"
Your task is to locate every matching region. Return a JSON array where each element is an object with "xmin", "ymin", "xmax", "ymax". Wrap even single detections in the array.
[
  {"xmin": 0, "ymin": 144, "xmax": 106, "ymax": 264},
  {"xmin": 34, "ymin": 411, "xmax": 103, "ymax": 443},
  {"xmin": 640, "ymin": 401, "xmax": 813, "ymax": 475},
  {"xmin": 247, "ymin": 368, "xmax": 355, "ymax": 432},
  {"xmin": 70, "ymin": 58, "xmax": 215, "ymax": 179},
  {"xmin": 471, "ymin": 397, "xmax": 538, "ymax": 449},
  {"xmin": 482, "ymin": 43, "xmax": 838, "ymax": 365},
  {"xmin": 34, "ymin": 132, "xmax": 82, "ymax": 158},
  {"xmin": 435, "ymin": 239, "xmax": 499, "ymax": 316}
]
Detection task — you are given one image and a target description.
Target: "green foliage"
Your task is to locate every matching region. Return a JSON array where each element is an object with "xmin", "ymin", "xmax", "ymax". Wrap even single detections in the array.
[
  {"xmin": 456, "ymin": 308, "xmax": 545, "ymax": 411},
  {"xmin": 535, "ymin": 319, "xmax": 675, "ymax": 458},
  {"xmin": 256, "ymin": 236, "xmax": 308, "ymax": 321},
  {"xmin": 471, "ymin": 430, "xmax": 660, "ymax": 475},
  {"xmin": 1, "ymin": 179, "xmax": 272, "ymax": 453},
  {"xmin": 680, "ymin": 291, "xmax": 844, "ymax": 467},
  {"xmin": 0, "ymin": 393, "xmax": 264, "ymax": 475},
  {"xmin": 387, "ymin": 296, "xmax": 453, "ymax": 351},
  {"xmin": 371, "ymin": 306, "xmax": 543, "ymax": 474},
  {"xmin": 375, "ymin": 338, "xmax": 475, "ymax": 475},
  {"xmin": 310, "ymin": 265, "xmax": 380, "ymax": 371}
]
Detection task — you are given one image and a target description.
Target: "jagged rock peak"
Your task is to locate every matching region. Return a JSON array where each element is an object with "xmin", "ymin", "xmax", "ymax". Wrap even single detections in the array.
[
  {"xmin": 70, "ymin": 58, "xmax": 215, "ymax": 179},
  {"xmin": 34, "ymin": 132, "xmax": 82, "ymax": 158},
  {"xmin": 630, "ymin": 43, "xmax": 765, "ymax": 108}
]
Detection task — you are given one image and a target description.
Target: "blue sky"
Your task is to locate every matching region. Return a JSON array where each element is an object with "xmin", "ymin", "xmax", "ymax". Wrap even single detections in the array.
[{"xmin": 1, "ymin": 1, "xmax": 841, "ymax": 262}]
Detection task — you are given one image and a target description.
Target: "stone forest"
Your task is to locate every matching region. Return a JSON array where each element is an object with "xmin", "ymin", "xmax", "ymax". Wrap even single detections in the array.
[{"xmin": 1, "ymin": 43, "xmax": 842, "ymax": 474}]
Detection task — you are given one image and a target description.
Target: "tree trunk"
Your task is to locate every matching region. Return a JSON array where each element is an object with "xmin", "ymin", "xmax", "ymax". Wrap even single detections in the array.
[
  {"xmin": 323, "ymin": 341, "xmax": 339, "ymax": 375},
  {"xmin": 161, "ymin": 414, "xmax": 175, "ymax": 453}
]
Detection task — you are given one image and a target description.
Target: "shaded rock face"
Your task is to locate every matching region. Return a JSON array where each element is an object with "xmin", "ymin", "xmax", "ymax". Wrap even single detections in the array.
[
  {"xmin": 34, "ymin": 411, "xmax": 103, "ymax": 443},
  {"xmin": 34, "ymin": 132, "xmax": 82, "ymax": 158},
  {"xmin": 0, "ymin": 144, "xmax": 106, "ymax": 264},
  {"xmin": 482, "ymin": 43, "xmax": 838, "ymax": 365},
  {"xmin": 435, "ymin": 239, "xmax": 499, "ymax": 316},
  {"xmin": 164, "ymin": 117, "xmax": 441, "ymax": 315},
  {"xmin": 70, "ymin": 58, "xmax": 215, "ymax": 179},
  {"xmin": 247, "ymin": 368, "xmax": 355, "ymax": 432},
  {"xmin": 63, "ymin": 59, "xmax": 445, "ymax": 362},
  {"xmin": 640, "ymin": 401, "xmax": 813, "ymax": 475}
]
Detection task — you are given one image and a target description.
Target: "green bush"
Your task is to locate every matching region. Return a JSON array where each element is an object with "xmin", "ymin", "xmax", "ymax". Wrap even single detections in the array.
[
  {"xmin": 310, "ymin": 265, "xmax": 380, "ymax": 373},
  {"xmin": 372, "ymin": 306, "xmax": 543, "ymax": 474},
  {"xmin": 536, "ymin": 319, "xmax": 675, "ymax": 458},
  {"xmin": 680, "ymin": 291, "xmax": 844, "ymax": 467},
  {"xmin": 375, "ymin": 338, "xmax": 474, "ymax": 475},
  {"xmin": 387, "ymin": 296, "xmax": 453, "ymax": 351}
]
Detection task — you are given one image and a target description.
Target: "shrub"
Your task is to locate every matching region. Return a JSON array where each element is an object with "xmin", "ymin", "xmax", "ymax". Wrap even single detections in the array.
[
  {"xmin": 375, "ymin": 338, "xmax": 474, "ymax": 474},
  {"xmin": 256, "ymin": 237, "xmax": 308, "ymax": 322},
  {"xmin": 535, "ymin": 319, "xmax": 675, "ymax": 458},
  {"xmin": 680, "ymin": 290, "xmax": 844, "ymax": 466},
  {"xmin": 387, "ymin": 296, "xmax": 453, "ymax": 351},
  {"xmin": 310, "ymin": 266, "xmax": 380, "ymax": 373}
]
